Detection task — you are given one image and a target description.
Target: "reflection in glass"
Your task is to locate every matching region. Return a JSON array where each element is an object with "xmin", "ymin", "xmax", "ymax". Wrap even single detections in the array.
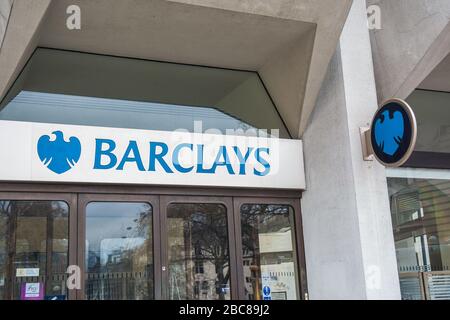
[
  {"xmin": 406, "ymin": 90, "xmax": 450, "ymax": 153},
  {"xmin": 85, "ymin": 202, "xmax": 153, "ymax": 300},
  {"xmin": 388, "ymin": 173, "xmax": 450, "ymax": 300},
  {"xmin": 167, "ymin": 203, "xmax": 230, "ymax": 300},
  {"xmin": 0, "ymin": 48, "xmax": 290, "ymax": 138},
  {"xmin": 2, "ymin": 91, "xmax": 257, "ymax": 136},
  {"xmin": 0, "ymin": 200, "xmax": 69, "ymax": 300},
  {"xmin": 240, "ymin": 204, "xmax": 299, "ymax": 300}
]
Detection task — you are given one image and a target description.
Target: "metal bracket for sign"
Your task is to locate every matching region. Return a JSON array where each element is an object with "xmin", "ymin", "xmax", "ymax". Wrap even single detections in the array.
[{"xmin": 360, "ymin": 127, "xmax": 374, "ymax": 161}]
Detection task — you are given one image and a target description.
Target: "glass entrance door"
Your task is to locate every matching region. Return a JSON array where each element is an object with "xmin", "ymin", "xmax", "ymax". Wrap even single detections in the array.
[
  {"xmin": 0, "ymin": 192, "xmax": 77, "ymax": 300},
  {"xmin": 78, "ymin": 194, "xmax": 159, "ymax": 300},
  {"xmin": 233, "ymin": 197, "xmax": 306, "ymax": 300},
  {"xmin": 160, "ymin": 196, "xmax": 237, "ymax": 300},
  {"xmin": 0, "ymin": 188, "xmax": 306, "ymax": 300}
]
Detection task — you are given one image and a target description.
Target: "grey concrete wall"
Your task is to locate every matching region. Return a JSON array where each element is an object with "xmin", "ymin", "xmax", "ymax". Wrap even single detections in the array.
[
  {"xmin": 166, "ymin": 0, "xmax": 353, "ymax": 136},
  {"xmin": 0, "ymin": 0, "xmax": 14, "ymax": 50},
  {"xmin": 369, "ymin": 0, "xmax": 450, "ymax": 102},
  {"xmin": 301, "ymin": 0, "xmax": 400, "ymax": 299}
]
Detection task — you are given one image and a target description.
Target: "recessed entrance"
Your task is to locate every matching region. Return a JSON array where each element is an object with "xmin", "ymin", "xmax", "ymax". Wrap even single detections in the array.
[{"xmin": 0, "ymin": 184, "xmax": 306, "ymax": 300}]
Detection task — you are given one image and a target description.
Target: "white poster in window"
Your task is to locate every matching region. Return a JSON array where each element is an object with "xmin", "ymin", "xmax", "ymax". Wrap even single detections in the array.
[{"xmin": 16, "ymin": 268, "xmax": 40, "ymax": 277}]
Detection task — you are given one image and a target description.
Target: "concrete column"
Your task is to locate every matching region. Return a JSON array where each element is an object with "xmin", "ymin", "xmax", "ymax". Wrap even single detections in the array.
[{"xmin": 301, "ymin": 0, "xmax": 401, "ymax": 299}]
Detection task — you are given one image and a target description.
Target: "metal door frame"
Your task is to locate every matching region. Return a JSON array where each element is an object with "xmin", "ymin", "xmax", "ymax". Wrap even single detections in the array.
[
  {"xmin": 0, "ymin": 182, "xmax": 302, "ymax": 199},
  {"xmin": 0, "ymin": 183, "xmax": 306, "ymax": 300}
]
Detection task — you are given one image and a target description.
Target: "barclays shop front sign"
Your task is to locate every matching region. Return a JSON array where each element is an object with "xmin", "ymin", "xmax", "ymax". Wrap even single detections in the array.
[{"xmin": 0, "ymin": 120, "xmax": 306, "ymax": 189}]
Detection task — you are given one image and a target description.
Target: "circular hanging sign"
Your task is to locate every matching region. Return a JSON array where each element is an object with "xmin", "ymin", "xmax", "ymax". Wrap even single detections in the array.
[{"xmin": 370, "ymin": 99, "xmax": 417, "ymax": 167}]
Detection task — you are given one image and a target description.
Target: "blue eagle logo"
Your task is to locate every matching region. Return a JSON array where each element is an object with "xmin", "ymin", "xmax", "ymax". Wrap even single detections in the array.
[
  {"xmin": 37, "ymin": 131, "xmax": 81, "ymax": 174},
  {"xmin": 374, "ymin": 110, "xmax": 404, "ymax": 156}
]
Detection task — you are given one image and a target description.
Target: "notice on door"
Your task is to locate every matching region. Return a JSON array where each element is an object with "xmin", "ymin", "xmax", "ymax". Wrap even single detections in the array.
[
  {"xmin": 16, "ymin": 268, "xmax": 39, "ymax": 277},
  {"xmin": 20, "ymin": 283, "xmax": 44, "ymax": 300}
]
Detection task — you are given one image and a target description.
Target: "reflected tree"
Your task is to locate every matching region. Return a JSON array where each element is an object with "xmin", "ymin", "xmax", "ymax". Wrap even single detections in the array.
[{"xmin": 168, "ymin": 203, "xmax": 230, "ymax": 300}]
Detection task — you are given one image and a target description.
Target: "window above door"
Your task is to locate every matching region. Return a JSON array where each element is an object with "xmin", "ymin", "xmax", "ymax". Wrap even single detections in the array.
[{"xmin": 0, "ymin": 48, "xmax": 290, "ymax": 138}]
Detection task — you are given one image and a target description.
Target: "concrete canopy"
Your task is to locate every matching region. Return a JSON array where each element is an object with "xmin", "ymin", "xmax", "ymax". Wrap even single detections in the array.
[
  {"xmin": 419, "ymin": 53, "xmax": 450, "ymax": 92},
  {"xmin": 0, "ymin": 0, "xmax": 352, "ymax": 138},
  {"xmin": 369, "ymin": 0, "xmax": 450, "ymax": 102},
  {"xmin": 0, "ymin": 0, "xmax": 14, "ymax": 48}
]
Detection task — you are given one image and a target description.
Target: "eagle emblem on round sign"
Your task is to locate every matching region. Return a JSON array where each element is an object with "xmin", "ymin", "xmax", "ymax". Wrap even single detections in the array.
[{"xmin": 368, "ymin": 99, "xmax": 417, "ymax": 167}]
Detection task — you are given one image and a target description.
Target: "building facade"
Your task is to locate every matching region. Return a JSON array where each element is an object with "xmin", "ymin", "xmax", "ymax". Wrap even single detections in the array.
[{"xmin": 0, "ymin": 0, "xmax": 448, "ymax": 300}]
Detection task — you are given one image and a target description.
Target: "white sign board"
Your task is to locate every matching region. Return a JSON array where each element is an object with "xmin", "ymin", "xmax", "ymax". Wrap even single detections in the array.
[
  {"xmin": 16, "ymin": 268, "xmax": 40, "ymax": 277},
  {"xmin": 0, "ymin": 120, "xmax": 305, "ymax": 189}
]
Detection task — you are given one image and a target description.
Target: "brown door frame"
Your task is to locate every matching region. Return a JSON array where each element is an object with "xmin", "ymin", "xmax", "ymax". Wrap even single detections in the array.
[
  {"xmin": 0, "ymin": 182, "xmax": 302, "ymax": 199},
  {"xmin": 0, "ymin": 183, "xmax": 306, "ymax": 300},
  {"xmin": 232, "ymin": 197, "xmax": 307, "ymax": 300},
  {"xmin": 77, "ymin": 193, "xmax": 161, "ymax": 300},
  {"xmin": 0, "ymin": 191, "xmax": 78, "ymax": 300},
  {"xmin": 159, "ymin": 195, "xmax": 238, "ymax": 300}
]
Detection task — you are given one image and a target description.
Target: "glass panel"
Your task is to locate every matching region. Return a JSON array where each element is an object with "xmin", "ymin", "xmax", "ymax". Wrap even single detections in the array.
[
  {"xmin": 240, "ymin": 204, "xmax": 299, "ymax": 300},
  {"xmin": 0, "ymin": 200, "xmax": 69, "ymax": 300},
  {"xmin": 0, "ymin": 48, "xmax": 289, "ymax": 138},
  {"xmin": 166, "ymin": 203, "xmax": 230, "ymax": 300},
  {"xmin": 387, "ymin": 168, "xmax": 450, "ymax": 300},
  {"xmin": 85, "ymin": 202, "xmax": 153, "ymax": 300},
  {"xmin": 406, "ymin": 90, "xmax": 450, "ymax": 153},
  {"xmin": 399, "ymin": 273, "xmax": 424, "ymax": 300}
]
